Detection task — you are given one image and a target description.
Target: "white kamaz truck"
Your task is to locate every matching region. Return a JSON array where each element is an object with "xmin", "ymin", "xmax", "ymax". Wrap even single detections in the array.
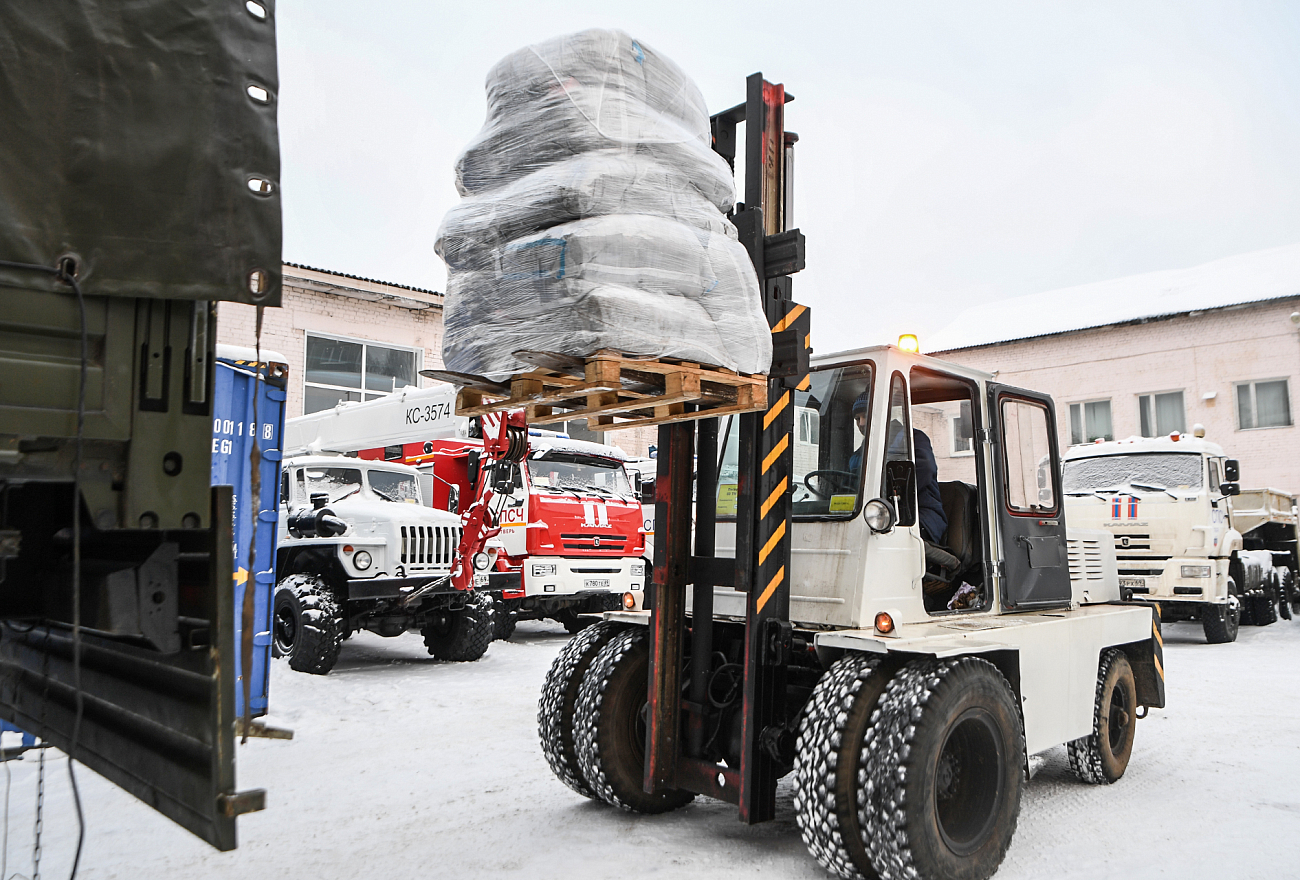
[
  {"xmin": 272, "ymin": 454, "xmax": 496, "ymax": 674},
  {"xmin": 1063, "ymin": 432, "xmax": 1298, "ymax": 643}
]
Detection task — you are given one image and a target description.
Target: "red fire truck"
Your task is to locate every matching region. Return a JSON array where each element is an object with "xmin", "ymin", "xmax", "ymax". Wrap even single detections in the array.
[{"xmin": 284, "ymin": 386, "xmax": 649, "ymax": 637}]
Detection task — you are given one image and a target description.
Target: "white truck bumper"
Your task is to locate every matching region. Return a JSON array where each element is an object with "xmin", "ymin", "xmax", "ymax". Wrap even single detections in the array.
[
  {"xmin": 522, "ymin": 557, "xmax": 646, "ymax": 598},
  {"xmin": 1119, "ymin": 557, "xmax": 1230, "ymax": 604}
]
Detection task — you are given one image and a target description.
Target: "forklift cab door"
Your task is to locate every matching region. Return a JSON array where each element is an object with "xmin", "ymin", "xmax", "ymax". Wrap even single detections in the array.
[{"xmin": 987, "ymin": 385, "xmax": 1071, "ymax": 610}]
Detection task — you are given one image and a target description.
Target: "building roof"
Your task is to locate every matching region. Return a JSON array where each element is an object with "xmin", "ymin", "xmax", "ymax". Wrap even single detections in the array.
[
  {"xmin": 282, "ymin": 262, "xmax": 442, "ymax": 298},
  {"xmin": 928, "ymin": 242, "xmax": 1300, "ymax": 353}
]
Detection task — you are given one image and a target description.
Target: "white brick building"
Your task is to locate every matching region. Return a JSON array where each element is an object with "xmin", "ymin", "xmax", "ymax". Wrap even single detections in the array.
[
  {"xmin": 217, "ymin": 263, "xmax": 655, "ymax": 456},
  {"xmin": 920, "ymin": 244, "xmax": 1300, "ymax": 492}
]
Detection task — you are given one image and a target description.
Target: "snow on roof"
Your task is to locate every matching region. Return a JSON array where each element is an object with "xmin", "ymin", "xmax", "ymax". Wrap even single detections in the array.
[
  {"xmin": 1063, "ymin": 434, "xmax": 1226, "ymax": 461},
  {"xmin": 928, "ymin": 242, "xmax": 1300, "ymax": 353},
  {"xmin": 530, "ymin": 437, "xmax": 629, "ymax": 461}
]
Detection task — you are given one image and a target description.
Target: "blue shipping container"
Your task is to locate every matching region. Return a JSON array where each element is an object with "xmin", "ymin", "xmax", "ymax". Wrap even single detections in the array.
[{"xmin": 213, "ymin": 346, "xmax": 288, "ymax": 719}]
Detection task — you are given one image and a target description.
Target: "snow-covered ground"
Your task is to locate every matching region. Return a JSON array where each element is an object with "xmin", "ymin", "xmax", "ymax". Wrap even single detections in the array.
[{"xmin": 5, "ymin": 617, "xmax": 1299, "ymax": 879}]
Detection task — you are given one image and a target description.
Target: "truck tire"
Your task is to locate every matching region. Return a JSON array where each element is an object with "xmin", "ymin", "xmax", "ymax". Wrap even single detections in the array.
[
  {"xmin": 573, "ymin": 627, "xmax": 695, "ymax": 814},
  {"xmin": 273, "ymin": 574, "xmax": 344, "ymax": 675},
  {"xmin": 554, "ymin": 606, "xmax": 594, "ymax": 635},
  {"xmin": 1275, "ymin": 572, "xmax": 1292, "ymax": 621},
  {"xmin": 493, "ymin": 595, "xmax": 518, "ymax": 641},
  {"xmin": 1201, "ymin": 598, "xmax": 1240, "ymax": 644},
  {"xmin": 1066, "ymin": 649, "xmax": 1137, "ymax": 785},
  {"xmin": 538, "ymin": 620, "xmax": 625, "ymax": 800},
  {"xmin": 793, "ymin": 653, "xmax": 887, "ymax": 880},
  {"xmin": 421, "ymin": 591, "xmax": 494, "ymax": 661},
  {"xmin": 859, "ymin": 657, "xmax": 1023, "ymax": 880},
  {"xmin": 1251, "ymin": 590, "xmax": 1278, "ymax": 626}
]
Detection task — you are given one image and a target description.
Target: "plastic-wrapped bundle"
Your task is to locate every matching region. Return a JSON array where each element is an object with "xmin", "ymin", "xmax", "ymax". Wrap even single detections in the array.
[
  {"xmin": 454, "ymin": 29, "xmax": 735, "ymax": 208},
  {"xmin": 437, "ymin": 153, "xmax": 735, "ymax": 271},
  {"xmin": 441, "ymin": 29, "xmax": 772, "ymax": 380},
  {"xmin": 444, "ymin": 215, "xmax": 769, "ymax": 378}
]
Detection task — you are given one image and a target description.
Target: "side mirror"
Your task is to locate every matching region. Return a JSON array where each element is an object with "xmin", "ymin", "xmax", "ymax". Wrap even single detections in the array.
[
  {"xmin": 631, "ymin": 471, "xmax": 643, "ymax": 496},
  {"xmin": 1224, "ymin": 459, "xmax": 1240, "ymax": 481},
  {"xmin": 466, "ymin": 449, "xmax": 480, "ymax": 488},
  {"xmin": 1220, "ymin": 482, "xmax": 1241, "ymax": 497},
  {"xmin": 884, "ymin": 459, "xmax": 914, "ymax": 506},
  {"xmin": 447, "ymin": 484, "xmax": 460, "ymax": 515}
]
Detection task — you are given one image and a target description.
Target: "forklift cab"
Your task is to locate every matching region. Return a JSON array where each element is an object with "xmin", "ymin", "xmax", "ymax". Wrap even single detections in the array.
[{"xmin": 718, "ymin": 345, "xmax": 1071, "ymax": 629}]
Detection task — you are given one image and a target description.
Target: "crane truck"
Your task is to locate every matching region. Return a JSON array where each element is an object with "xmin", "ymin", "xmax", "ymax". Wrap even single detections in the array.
[
  {"xmin": 284, "ymin": 385, "xmax": 649, "ymax": 639},
  {"xmin": 535, "ymin": 73, "xmax": 1165, "ymax": 880},
  {"xmin": 1063, "ymin": 431, "xmax": 1298, "ymax": 643}
]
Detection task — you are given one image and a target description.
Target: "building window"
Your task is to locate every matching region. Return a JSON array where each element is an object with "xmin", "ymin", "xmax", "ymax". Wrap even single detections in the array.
[
  {"xmin": 1138, "ymin": 391, "xmax": 1186, "ymax": 437},
  {"xmin": 950, "ymin": 400, "xmax": 974, "ymax": 456},
  {"xmin": 303, "ymin": 334, "xmax": 421, "ymax": 414},
  {"xmin": 1069, "ymin": 400, "xmax": 1112, "ymax": 445},
  {"xmin": 1236, "ymin": 379, "xmax": 1292, "ymax": 430}
]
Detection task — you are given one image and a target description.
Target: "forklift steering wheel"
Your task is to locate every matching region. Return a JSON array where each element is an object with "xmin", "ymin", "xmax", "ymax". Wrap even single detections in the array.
[{"xmin": 803, "ymin": 470, "xmax": 859, "ymax": 499}]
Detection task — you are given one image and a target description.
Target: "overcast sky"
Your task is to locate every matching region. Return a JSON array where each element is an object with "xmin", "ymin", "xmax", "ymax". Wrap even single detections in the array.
[{"xmin": 276, "ymin": 1, "xmax": 1300, "ymax": 355}]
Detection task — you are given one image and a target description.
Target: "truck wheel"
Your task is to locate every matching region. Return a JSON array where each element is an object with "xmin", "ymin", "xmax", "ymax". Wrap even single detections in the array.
[
  {"xmin": 573, "ymin": 628, "xmax": 695, "ymax": 814},
  {"xmin": 859, "ymin": 657, "xmax": 1024, "ymax": 880},
  {"xmin": 1066, "ymin": 649, "xmax": 1137, "ymax": 785},
  {"xmin": 538, "ymin": 620, "xmax": 625, "ymax": 800},
  {"xmin": 793, "ymin": 653, "xmax": 887, "ymax": 880},
  {"xmin": 493, "ymin": 595, "xmax": 518, "ymax": 641},
  {"xmin": 1201, "ymin": 597, "xmax": 1240, "ymax": 644},
  {"xmin": 1275, "ymin": 572, "xmax": 1292, "ymax": 621},
  {"xmin": 1252, "ymin": 590, "xmax": 1278, "ymax": 626},
  {"xmin": 555, "ymin": 606, "xmax": 593, "ymax": 635},
  {"xmin": 421, "ymin": 591, "xmax": 494, "ymax": 661},
  {"xmin": 273, "ymin": 574, "xmax": 344, "ymax": 675}
]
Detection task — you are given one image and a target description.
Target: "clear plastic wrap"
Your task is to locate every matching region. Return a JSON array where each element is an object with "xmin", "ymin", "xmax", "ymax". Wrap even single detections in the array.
[{"xmin": 440, "ymin": 29, "xmax": 772, "ymax": 380}]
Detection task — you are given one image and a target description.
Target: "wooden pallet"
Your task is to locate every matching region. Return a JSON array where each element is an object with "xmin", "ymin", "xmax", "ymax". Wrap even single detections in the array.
[{"xmin": 423, "ymin": 350, "xmax": 767, "ymax": 430}]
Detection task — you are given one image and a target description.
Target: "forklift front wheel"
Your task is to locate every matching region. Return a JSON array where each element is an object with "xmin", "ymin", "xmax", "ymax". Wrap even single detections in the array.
[
  {"xmin": 573, "ymin": 628, "xmax": 695, "ymax": 814},
  {"xmin": 859, "ymin": 657, "xmax": 1024, "ymax": 880}
]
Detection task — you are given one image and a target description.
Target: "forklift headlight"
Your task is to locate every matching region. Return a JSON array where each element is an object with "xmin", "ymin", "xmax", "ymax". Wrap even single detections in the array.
[
  {"xmin": 1180, "ymin": 564, "xmax": 1212, "ymax": 578},
  {"xmin": 473, "ymin": 551, "xmax": 491, "ymax": 572},
  {"xmin": 864, "ymin": 499, "xmax": 896, "ymax": 533},
  {"xmin": 353, "ymin": 550, "xmax": 372, "ymax": 571}
]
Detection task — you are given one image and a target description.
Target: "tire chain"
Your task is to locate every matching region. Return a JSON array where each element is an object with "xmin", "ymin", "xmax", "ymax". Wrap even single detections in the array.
[
  {"xmin": 792, "ymin": 652, "xmax": 881, "ymax": 880},
  {"xmin": 572, "ymin": 627, "xmax": 644, "ymax": 810},
  {"xmin": 279, "ymin": 574, "xmax": 344, "ymax": 674},
  {"xmin": 537, "ymin": 620, "xmax": 623, "ymax": 799},
  {"xmin": 858, "ymin": 657, "xmax": 1022, "ymax": 880},
  {"xmin": 1067, "ymin": 648, "xmax": 1122, "ymax": 785}
]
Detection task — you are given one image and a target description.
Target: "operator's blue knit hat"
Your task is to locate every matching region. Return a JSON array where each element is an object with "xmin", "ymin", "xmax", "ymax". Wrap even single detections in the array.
[{"xmin": 852, "ymin": 391, "xmax": 871, "ymax": 415}]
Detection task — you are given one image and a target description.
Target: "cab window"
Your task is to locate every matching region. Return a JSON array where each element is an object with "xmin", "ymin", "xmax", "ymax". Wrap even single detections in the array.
[{"xmin": 1001, "ymin": 399, "xmax": 1056, "ymax": 513}]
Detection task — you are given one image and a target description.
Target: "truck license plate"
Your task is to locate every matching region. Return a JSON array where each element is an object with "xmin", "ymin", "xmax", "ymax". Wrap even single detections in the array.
[
  {"xmin": 584, "ymin": 578, "xmax": 610, "ymax": 590},
  {"xmin": 1119, "ymin": 577, "xmax": 1145, "ymax": 589},
  {"xmin": 473, "ymin": 573, "xmax": 490, "ymax": 587}
]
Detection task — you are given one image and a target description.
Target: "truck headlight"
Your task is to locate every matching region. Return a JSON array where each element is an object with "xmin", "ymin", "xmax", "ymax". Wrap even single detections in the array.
[
  {"xmin": 631, "ymin": 562, "xmax": 646, "ymax": 577},
  {"xmin": 532, "ymin": 563, "xmax": 557, "ymax": 577},
  {"xmin": 473, "ymin": 551, "xmax": 491, "ymax": 572},
  {"xmin": 353, "ymin": 550, "xmax": 372, "ymax": 571},
  {"xmin": 1180, "ymin": 564, "xmax": 1212, "ymax": 578}
]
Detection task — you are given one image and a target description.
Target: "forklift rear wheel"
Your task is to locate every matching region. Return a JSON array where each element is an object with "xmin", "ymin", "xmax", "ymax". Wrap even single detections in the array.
[
  {"xmin": 859, "ymin": 657, "xmax": 1023, "ymax": 880},
  {"xmin": 272, "ymin": 574, "xmax": 344, "ymax": 675},
  {"xmin": 793, "ymin": 653, "xmax": 887, "ymax": 880},
  {"xmin": 421, "ymin": 591, "xmax": 494, "ymax": 661},
  {"xmin": 573, "ymin": 628, "xmax": 695, "ymax": 813},
  {"xmin": 1067, "ymin": 649, "xmax": 1137, "ymax": 784},
  {"xmin": 538, "ymin": 620, "xmax": 625, "ymax": 800}
]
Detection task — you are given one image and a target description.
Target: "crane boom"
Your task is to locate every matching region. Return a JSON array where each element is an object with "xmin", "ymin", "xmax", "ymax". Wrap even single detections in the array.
[{"xmin": 284, "ymin": 384, "xmax": 464, "ymax": 455}]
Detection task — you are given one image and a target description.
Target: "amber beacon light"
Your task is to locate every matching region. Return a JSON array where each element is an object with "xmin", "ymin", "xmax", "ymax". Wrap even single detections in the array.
[{"xmin": 898, "ymin": 334, "xmax": 920, "ymax": 353}]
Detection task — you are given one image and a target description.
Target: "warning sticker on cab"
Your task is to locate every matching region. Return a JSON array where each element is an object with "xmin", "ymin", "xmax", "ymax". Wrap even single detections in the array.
[
  {"xmin": 829, "ymin": 494, "xmax": 856, "ymax": 513},
  {"xmin": 717, "ymin": 484, "xmax": 738, "ymax": 516}
]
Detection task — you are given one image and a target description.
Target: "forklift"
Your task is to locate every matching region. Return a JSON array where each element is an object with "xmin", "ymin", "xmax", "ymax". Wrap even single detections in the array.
[{"xmin": 539, "ymin": 73, "xmax": 1165, "ymax": 880}]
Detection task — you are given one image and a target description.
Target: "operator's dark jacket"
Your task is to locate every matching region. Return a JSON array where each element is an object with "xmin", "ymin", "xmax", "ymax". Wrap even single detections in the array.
[{"xmin": 852, "ymin": 428, "xmax": 947, "ymax": 543}]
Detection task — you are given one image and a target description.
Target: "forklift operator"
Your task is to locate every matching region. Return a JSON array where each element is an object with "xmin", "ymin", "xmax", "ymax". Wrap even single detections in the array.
[{"xmin": 849, "ymin": 392, "xmax": 947, "ymax": 543}]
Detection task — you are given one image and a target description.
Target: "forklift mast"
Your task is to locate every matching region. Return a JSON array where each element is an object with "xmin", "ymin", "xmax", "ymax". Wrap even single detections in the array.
[{"xmin": 645, "ymin": 73, "xmax": 810, "ymax": 823}]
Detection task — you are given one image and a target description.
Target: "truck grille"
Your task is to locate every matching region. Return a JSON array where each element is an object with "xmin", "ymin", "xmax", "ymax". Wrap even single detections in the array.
[
  {"xmin": 561, "ymin": 533, "xmax": 628, "ymax": 553},
  {"xmin": 1067, "ymin": 537, "xmax": 1106, "ymax": 582},
  {"xmin": 400, "ymin": 525, "xmax": 459, "ymax": 570}
]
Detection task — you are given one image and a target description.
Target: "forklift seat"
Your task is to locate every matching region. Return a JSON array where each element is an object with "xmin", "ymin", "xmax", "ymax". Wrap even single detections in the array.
[{"xmin": 923, "ymin": 481, "xmax": 982, "ymax": 610}]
